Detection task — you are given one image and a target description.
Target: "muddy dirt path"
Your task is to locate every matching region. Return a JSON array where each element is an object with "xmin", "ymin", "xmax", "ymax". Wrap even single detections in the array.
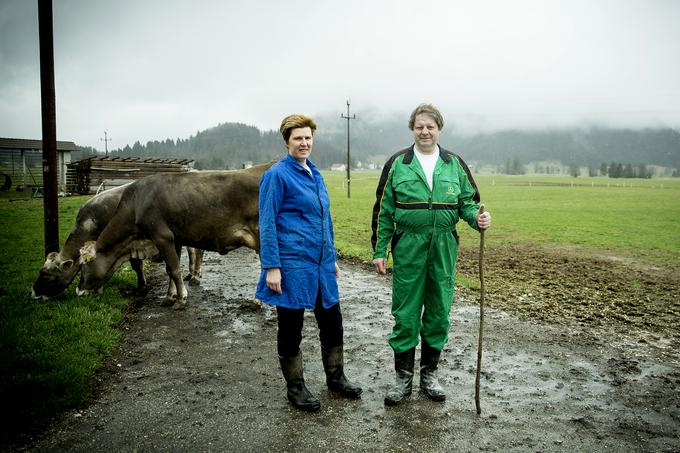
[{"xmin": 19, "ymin": 247, "xmax": 680, "ymax": 452}]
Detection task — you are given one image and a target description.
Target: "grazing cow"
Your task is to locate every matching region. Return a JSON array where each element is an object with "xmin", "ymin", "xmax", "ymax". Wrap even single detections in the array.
[
  {"xmin": 77, "ymin": 161, "xmax": 274, "ymax": 309},
  {"xmin": 31, "ymin": 184, "xmax": 146, "ymax": 299}
]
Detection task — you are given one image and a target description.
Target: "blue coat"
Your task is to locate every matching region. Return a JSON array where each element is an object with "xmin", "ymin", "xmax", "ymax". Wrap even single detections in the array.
[{"xmin": 255, "ymin": 154, "xmax": 339, "ymax": 309}]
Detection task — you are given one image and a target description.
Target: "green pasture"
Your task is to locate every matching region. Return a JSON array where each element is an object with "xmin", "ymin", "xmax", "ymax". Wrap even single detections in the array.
[
  {"xmin": 0, "ymin": 193, "xmax": 136, "ymax": 436},
  {"xmin": 1, "ymin": 172, "xmax": 679, "ymax": 438},
  {"xmin": 325, "ymin": 172, "xmax": 680, "ymax": 265}
]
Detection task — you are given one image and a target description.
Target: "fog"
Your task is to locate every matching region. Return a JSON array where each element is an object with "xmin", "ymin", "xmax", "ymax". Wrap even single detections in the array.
[{"xmin": 1, "ymin": 0, "xmax": 679, "ymax": 150}]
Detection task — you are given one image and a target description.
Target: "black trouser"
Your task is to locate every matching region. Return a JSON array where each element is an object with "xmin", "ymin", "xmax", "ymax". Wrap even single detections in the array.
[{"xmin": 276, "ymin": 292, "xmax": 344, "ymax": 358}]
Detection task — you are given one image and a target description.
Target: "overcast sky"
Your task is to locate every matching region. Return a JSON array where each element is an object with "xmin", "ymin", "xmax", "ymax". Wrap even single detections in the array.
[{"xmin": 1, "ymin": 0, "xmax": 679, "ymax": 150}]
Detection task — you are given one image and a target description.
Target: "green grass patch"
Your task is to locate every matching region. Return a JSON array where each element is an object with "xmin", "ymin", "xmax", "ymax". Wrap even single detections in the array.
[
  {"xmin": 0, "ymin": 194, "xmax": 136, "ymax": 438},
  {"xmin": 324, "ymin": 171, "xmax": 680, "ymax": 267}
]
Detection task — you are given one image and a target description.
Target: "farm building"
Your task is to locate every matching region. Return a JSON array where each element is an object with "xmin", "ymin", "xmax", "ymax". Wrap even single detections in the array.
[
  {"xmin": 0, "ymin": 137, "xmax": 76, "ymax": 193},
  {"xmin": 66, "ymin": 156, "xmax": 194, "ymax": 194}
]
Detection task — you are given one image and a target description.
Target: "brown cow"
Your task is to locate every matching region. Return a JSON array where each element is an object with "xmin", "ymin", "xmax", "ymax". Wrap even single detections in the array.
[
  {"xmin": 31, "ymin": 184, "xmax": 204, "ymax": 299},
  {"xmin": 77, "ymin": 161, "xmax": 274, "ymax": 309},
  {"xmin": 31, "ymin": 183, "xmax": 146, "ymax": 299}
]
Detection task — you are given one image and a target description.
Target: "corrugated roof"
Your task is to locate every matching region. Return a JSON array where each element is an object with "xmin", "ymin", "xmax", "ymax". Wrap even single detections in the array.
[{"xmin": 0, "ymin": 137, "xmax": 78, "ymax": 151}]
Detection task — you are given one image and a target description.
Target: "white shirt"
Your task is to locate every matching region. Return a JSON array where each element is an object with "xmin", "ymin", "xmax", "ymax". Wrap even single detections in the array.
[{"xmin": 414, "ymin": 145, "xmax": 439, "ymax": 190}]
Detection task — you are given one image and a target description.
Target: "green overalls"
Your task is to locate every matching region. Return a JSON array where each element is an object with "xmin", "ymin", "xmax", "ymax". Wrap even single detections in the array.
[{"xmin": 371, "ymin": 146, "xmax": 481, "ymax": 353}]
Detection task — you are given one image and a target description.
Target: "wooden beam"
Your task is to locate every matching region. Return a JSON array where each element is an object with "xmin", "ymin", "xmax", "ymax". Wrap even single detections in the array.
[{"xmin": 38, "ymin": 0, "xmax": 59, "ymax": 256}]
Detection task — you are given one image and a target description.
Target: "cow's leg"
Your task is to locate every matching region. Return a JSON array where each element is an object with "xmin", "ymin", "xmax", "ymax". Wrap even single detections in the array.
[
  {"xmin": 195, "ymin": 248, "xmax": 204, "ymax": 280},
  {"xmin": 186, "ymin": 248, "xmax": 204, "ymax": 286},
  {"xmin": 163, "ymin": 277, "xmax": 177, "ymax": 306},
  {"xmin": 130, "ymin": 258, "xmax": 146, "ymax": 289},
  {"xmin": 154, "ymin": 230, "xmax": 187, "ymax": 309}
]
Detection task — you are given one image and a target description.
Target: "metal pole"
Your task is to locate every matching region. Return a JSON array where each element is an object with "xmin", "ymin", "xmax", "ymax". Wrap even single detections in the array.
[
  {"xmin": 38, "ymin": 0, "xmax": 59, "ymax": 256},
  {"xmin": 101, "ymin": 130, "xmax": 111, "ymax": 156},
  {"xmin": 340, "ymin": 100, "xmax": 355, "ymax": 198}
]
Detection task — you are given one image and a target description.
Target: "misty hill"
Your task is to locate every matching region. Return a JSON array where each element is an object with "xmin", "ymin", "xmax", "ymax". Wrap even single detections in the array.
[{"xmin": 101, "ymin": 119, "xmax": 680, "ymax": 172}]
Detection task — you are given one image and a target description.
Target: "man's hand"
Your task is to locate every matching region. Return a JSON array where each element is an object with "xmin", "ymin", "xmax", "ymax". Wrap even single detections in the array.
[
  {"xmin": 266, "ymin": 267, "xmax": 282, "ymax": 294},
  {"xmin": 373, "ymin": 258, "xmax": 387, "ymax": 275},
  {"xmin": 477, "ymin": 210, "xmax": 492, "ymax": 230}
]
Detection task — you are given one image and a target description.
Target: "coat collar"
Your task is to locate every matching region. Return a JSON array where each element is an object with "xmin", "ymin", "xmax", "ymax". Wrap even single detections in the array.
[
  {"xmin": 402, "ymin": 144, "xmax": 452, "ymax": 164},
  {"xmin": 283, "ymin": 153, "xmax": 319, "ymax": 178}
]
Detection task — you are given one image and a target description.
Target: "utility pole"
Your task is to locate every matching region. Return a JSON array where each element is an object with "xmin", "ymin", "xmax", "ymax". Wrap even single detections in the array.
[
  {"xmin": 101, "ymin": 130, "xmax": 111, "ymax": 156},
  {"xmin": 340, "ymin": 99, "xmax": 355, "ymax": 198},
  {"xmin": 38, "ymin": 0, "xmax": 59, "ymax": 256}
]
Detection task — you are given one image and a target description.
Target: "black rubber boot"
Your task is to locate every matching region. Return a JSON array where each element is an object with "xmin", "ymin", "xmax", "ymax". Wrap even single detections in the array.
[
  {"xmin": 279, "ymin": 353, "xmax": 321, "ymax": 412},
  {"xmin": 384, "ymin": 347, "xmax": 416, "ymax": 406},
  {"xmin": 321, "ymin": 345, "xmax": 362, "ymax": 398},
  {"xmin": 420, "ymin": 339, "xmax": 446, "ymax": 402}
]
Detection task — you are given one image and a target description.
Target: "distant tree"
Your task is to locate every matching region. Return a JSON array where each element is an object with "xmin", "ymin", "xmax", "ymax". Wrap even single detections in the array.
[
  {"xmin": 504, "ymin": 157, "xmax": 525, "ymax": 175},
  {"xmin": 623, "ymin": 163, "xmax": 634, "ymax": 178},
  {"xmin": 636, "ymin": 163, "xmax": 651, "ymax": 178},
  {"xmin": 569, "ymin": 163, "xmax": 580, "ymax": 177},
  {"xmin": 71, "ymin": 146, "xmax": 98, "ymax": 161},
  {"xmin": 131, "ymin": 141, "xmax": 144, "ymax": 155},
  {"xmin": 588, "ymin": 166, "xmax": 598, "ymax": 177},
  {"xmin": 599, "ymin": 162, "xmax": 608, "ymax": 176}
]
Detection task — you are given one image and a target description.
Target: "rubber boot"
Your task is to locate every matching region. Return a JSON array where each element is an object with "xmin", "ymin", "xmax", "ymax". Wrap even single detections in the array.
[
  {"xmin": 321, "ymin": 345, "xmax": 362, "ymax": 398},
  {"xmin": 279, "ymin": 353, "xmax": 321, "ymax": 412},
  {"xmin": 384, "ymin": 347, "xmax": 416, "ymax": 406},
  {"xmin": 420, "ymin": 339, "xmax": 446, "ymax": 402}
]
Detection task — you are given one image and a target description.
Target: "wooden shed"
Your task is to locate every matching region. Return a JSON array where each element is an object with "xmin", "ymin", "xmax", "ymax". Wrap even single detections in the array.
[
  {"xmin": 0, "ymin": 137, "xmax": 76, "ymax": 193},
  {"xmin": 66, "ymin": 156, "xmax": 194, "ymax": 194}
]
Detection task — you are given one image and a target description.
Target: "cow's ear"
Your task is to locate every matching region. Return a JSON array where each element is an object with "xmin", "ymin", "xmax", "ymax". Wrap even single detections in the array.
[
  {"xmin": 79, "ymin": 241, "xmax": 97, "ymax": 264},
  {"xmin": 44, "ymin": 251, "xmax": 61, "ymax": 269},
  {"xmin": 60, "ymin": 259, "xmax": 74, "ymax": 271},
  {"xmin": 44, "ymin": 251, "xmax": 59, "ymax": 265}
]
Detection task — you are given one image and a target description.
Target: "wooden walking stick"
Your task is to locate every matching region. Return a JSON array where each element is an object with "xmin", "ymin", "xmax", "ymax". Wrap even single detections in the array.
[{"xmin": 475, "ymin": 204, "xmax": 486, "ymax": 415}]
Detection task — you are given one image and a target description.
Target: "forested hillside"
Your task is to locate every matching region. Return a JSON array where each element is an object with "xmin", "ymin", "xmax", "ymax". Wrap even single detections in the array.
[{"xmin": 87, "ymin": 118, "xmax": 679, "ymax": 173}]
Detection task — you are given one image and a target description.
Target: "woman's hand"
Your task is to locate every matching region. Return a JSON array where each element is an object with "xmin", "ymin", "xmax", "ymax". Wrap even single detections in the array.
[
  {"xmin": 373, "ymin": 258, "xmax": 387, "ymax": 275},
  {"xmin": 266, "ymin": 268, "xmax": 282, "ymax": 294},
  {"xmin": 334, "ymin": 262, "xmax": 340, "ymax": 279},
  {"xmin": 477, "ymin": 210, "xmax": 492, "ymax": 229}
]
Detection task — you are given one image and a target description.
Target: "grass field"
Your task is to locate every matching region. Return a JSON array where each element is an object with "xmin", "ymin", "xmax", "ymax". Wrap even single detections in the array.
[
  {"xmin": 1, "ymin": 172, "xmax": 679, "ymax": 436},
  {"xmin": 325, "ymin": 172, "xmax": 680, "ymax": 266},
  {"xmin": 0, "ymin": 193, "xmax": 137, "ymax": 433}
]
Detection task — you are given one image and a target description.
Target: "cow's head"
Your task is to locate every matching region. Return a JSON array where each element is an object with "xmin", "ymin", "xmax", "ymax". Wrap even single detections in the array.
[
  {"xmin": 76, "ymin": 241, "xmax": 107, "ymax": 296},
  {"xmin": 31, "ymin": 251, "xmax": 78, "ymax": 299},
  {"xmin": 77, "ymin": 239, "xmax": 158, "ymax": 296}
]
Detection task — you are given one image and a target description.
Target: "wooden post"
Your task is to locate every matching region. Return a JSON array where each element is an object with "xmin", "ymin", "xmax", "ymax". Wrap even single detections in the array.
[
  {"xmin": 39, "ymin": 0, "xmax": 59, "ymax": 255},
  {"xmin": 475, "ymin": 203, "xmax": 486, "ymax": 415}
]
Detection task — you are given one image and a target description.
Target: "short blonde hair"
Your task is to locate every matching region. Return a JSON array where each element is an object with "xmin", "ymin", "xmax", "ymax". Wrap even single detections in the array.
[
  {"xmin": 408, "ymin": 103, "xmax": 444, "ymax": 130},
  {"xmin": 279, "ymin": 114, "xmax": 317, "ymax": 143}
]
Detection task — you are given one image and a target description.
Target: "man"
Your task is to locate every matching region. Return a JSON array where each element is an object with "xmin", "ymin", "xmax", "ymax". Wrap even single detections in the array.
[{"xmin": 371, "ymin": 103, "xmax": 492, "ymax": 406}]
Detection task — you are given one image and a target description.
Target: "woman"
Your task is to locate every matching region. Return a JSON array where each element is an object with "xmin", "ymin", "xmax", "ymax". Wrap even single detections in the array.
[{"xmin": 256, "ymin": 114, "xmax": 362, "ymax": 411}]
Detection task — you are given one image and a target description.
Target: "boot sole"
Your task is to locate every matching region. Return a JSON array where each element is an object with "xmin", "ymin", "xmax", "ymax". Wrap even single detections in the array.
[
  {"xmin": 420, "ymin": 389, "xmax": 446, "ymax": 402},
  {"xmin": 384, "ymin": 390, "xmax": 412, "ymax": 406},
  {"xmin": 328, "ymin": 385, "xmax": 363, "ymax": 399},
  {"xmin": 289, "ymin": 400, "xmax": 321, "ymax": 412}
]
